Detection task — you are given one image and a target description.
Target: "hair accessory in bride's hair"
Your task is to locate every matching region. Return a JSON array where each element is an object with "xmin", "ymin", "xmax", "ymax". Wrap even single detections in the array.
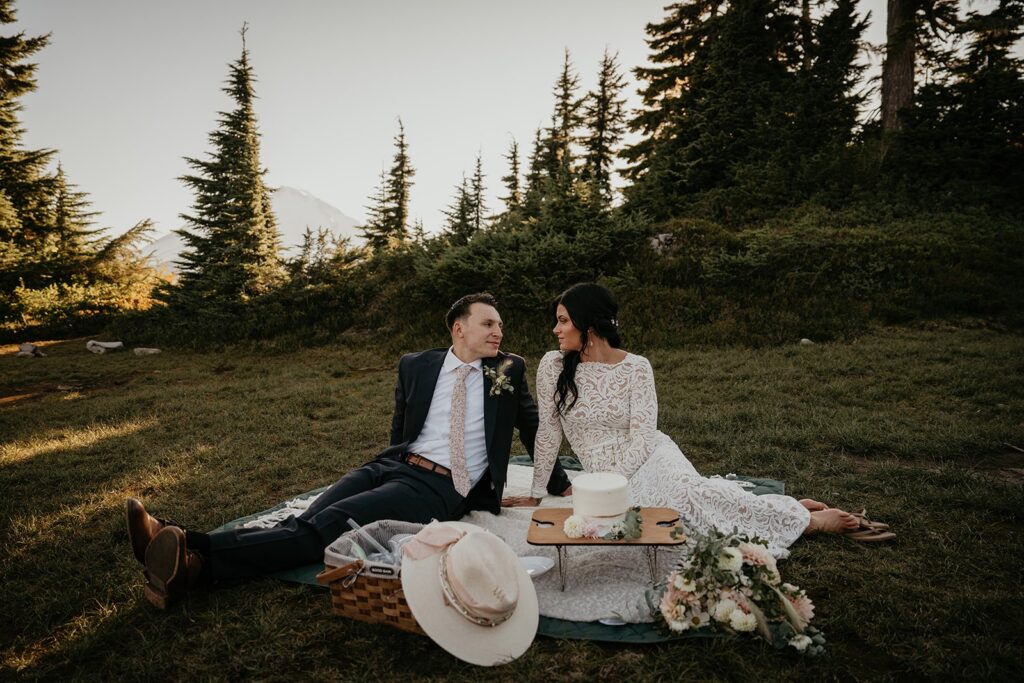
[{"xmin": 610, "ymin": 318, "xmax": 618, "ymax": 328}]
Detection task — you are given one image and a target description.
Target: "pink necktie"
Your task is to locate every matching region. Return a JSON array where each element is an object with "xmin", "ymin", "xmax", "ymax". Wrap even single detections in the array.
[{"xmin": 449, "ymin": 365, "xmax": 473, "ymax": 496}]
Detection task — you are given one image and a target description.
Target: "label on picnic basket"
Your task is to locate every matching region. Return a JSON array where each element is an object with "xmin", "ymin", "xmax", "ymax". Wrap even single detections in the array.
[{"xmin": 365, "ymin": 562, "xmax": 399, "ymax": 578}]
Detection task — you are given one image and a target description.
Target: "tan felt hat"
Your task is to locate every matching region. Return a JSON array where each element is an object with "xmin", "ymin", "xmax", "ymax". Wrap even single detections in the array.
[{"xmin": 400, "ymin": 521, "xmax": 539, "ymax": 666}]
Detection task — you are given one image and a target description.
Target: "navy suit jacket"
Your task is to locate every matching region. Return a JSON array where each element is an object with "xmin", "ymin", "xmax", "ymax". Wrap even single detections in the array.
[{"xmin": 377, "ymin": 347, "xmax": 571, "ymax": 513}]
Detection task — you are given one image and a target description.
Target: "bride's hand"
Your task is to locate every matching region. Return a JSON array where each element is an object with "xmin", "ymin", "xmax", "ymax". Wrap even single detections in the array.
[{"xmin": 501, "ymin": 496, "xmax": 542, "ymax": 507}]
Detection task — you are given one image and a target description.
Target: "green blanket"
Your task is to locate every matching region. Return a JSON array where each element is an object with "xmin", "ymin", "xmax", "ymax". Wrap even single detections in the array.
[{"xmin": 213, "ymin": 457, "xmax": 784, "ymax": 643}]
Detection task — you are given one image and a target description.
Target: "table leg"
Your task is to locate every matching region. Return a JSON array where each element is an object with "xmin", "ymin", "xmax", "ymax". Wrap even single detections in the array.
[
  {"xmin": 556, "ymin": 545, "xmax": 568, "ymax": 591},
  {"xmin": 644, "ymin": 546, "xmax": 659, "ymax": 583}
]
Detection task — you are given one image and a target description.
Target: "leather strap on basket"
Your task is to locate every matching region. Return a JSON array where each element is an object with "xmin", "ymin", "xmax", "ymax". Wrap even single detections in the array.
[{"xmin": 316, "ymin": 560, "xmax": 363, "ymax": 585}]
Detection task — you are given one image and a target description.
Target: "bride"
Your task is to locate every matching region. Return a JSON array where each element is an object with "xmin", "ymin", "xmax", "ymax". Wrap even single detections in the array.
[{"xmin": 504, "ymin": 282, "xmax": 889, "ymax": 556}]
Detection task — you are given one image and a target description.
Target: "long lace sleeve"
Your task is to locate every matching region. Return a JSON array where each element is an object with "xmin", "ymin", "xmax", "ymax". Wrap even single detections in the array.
[
  {"xmin": 615, "ymin": 357, "xmax": 660, "ymax": 478},
  {"xmin": 530, "ymin": 352, "xmax": 564, "ymax": 499}
]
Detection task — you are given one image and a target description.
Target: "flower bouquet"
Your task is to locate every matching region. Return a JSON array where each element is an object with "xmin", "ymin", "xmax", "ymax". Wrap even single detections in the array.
[{"xmin": 649, "ymin": 527, "xmax": 825, "ymax": 655}]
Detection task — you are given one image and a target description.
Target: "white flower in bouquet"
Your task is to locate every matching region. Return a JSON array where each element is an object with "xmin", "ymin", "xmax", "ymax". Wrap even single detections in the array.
[
  {"xmin": 687, "ymin": 611, "xmax": 711, "ymax": 629},
  {"xmin": 563, "ymin": 515, "xmax": 585, "ymax": 538},
  {"xmin": 668, "ymin": 617, "xmax": 689, "ymax": 632},
  {"xmin": 718, "ymin": 547, "xmax": 743, "ymax": 573},
  {"xmin": 671, "ymin": 572, "xmax": 698, "ymax": 592},
  {"xmin": 713, "ymin": 598, "xmax": 738, "ymax": 623},
  {"xmin": 730, "ymin": 610, "xmax": 758, "ymax": 632},
  {"xmin": 789, "ymin": 634, "xmax": 813, "ymax": 652}
]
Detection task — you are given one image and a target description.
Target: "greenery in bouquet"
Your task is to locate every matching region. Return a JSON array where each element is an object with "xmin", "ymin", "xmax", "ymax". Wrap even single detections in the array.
[{"xmin": 649, "ymin": 528, "xmax": 826, "ymax": 656}]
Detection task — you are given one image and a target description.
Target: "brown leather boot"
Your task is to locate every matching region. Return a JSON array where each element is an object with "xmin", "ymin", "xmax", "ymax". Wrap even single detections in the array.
[
  {"xmin": 143, "ymin": 526, "xmax": 205, "ymax": 609},
  {"xmin": 126, "ymin": 498, "xmax": 180, "ymax": 565}
]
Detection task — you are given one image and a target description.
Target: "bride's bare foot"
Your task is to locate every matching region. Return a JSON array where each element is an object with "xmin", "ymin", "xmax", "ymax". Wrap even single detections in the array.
[
  {"xmin": 799, "ymin": 498, "xmax": 829, "ymax": 512},
  {"xmin": 804, "ymin": 508, "xmax": 859, "ymax": 535}
]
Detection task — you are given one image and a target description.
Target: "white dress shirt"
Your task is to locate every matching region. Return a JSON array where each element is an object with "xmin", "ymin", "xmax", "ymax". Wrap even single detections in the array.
[{"xmin": 407, "ymin": 348, "xmax": 489, "ymax": 488}]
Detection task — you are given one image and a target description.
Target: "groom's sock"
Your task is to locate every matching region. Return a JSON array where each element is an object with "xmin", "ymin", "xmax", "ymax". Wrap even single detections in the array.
[{"xmin": 185, "ymin": 530, "xmax": 211, "ymax": 554}]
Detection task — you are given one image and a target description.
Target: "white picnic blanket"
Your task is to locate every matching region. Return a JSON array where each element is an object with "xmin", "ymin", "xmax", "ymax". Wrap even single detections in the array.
[{"xmin": 244, "ymin": 464, "xmax": 681, "ymax": 623}]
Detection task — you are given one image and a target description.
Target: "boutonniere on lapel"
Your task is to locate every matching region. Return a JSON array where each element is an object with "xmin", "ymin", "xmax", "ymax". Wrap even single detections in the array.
[{"xmin": 483, "ymin": 358, "xmax": 515, "ymax": 397}]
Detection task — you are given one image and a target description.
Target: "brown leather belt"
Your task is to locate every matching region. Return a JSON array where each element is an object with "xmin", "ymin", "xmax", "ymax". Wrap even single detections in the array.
[{"xmin": 402, "ymin": 453, "xmax": 452, "ymax": 478}]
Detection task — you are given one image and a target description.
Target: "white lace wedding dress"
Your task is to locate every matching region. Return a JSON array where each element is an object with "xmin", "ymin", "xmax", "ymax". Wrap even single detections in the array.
[{"xmin": 528, "ymin": 350, "xmax": 810, "ymax": 558}]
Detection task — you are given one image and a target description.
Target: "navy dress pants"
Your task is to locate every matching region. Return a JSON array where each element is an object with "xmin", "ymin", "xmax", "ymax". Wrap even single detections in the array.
[{"xmin": 204, "ymin": 458, "xmax": 468, "ymax": 581}]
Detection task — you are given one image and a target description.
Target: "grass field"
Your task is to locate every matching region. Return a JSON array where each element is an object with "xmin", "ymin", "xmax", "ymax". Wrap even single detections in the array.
[{"xmin": 2, "ymin": 324, "xmax": 1023, "ymax": 680}]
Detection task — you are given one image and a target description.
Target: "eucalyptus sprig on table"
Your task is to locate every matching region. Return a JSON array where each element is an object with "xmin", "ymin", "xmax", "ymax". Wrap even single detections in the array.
[{"xmin": 602, "ymin": 506, "xmax": 643, "ymax": 541}]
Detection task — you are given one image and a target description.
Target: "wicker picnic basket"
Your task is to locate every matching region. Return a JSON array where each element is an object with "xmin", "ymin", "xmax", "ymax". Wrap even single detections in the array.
[{"xmin": 315, "ymin": 519, "xmax": 425, "ymax": 635}]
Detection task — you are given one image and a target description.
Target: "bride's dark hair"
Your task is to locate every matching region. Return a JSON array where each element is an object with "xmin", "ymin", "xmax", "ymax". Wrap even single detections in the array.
[{"xmin": 553, "ymin": 282, "xmax": 621, "ymax": 415}]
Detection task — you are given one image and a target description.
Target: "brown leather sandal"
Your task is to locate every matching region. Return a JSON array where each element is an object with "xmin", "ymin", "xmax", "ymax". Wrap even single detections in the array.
[
  {"xmin": 852, "ymin": 509, "xmax": 890, "ymax": 531},
  {"xmin": 848, "ymin": 529, "xmax": 896, "ymax": 542}
]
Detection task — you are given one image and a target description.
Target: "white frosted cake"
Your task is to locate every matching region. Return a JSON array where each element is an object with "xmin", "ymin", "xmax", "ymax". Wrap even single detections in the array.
[{"xmin": 572, "ymin": 472, "xmax": 630, "ymax": 524}]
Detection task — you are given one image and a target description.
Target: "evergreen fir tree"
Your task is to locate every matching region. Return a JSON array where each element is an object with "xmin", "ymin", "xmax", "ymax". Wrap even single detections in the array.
[
  {"xmin": 442, "ymin": 173, "xmax": 475, "ymax": 245},
  {"xmin": 622, "ymin": 1, "xmax": 719, "ymax": 218},
  {"xmin": 551, "ymin": 49, "xmax": 583, "ymax": 174},
  {"xmin": 385, "ymin": 119, "xmax": 415, "ymax": 241},
  {"xmin": 411, "ymin": 218, "xmax": 427, "ymax": 244},
  {"xmin": 527, "ymin": 50, "xmax": 586, "ymax": 200},
  {"xmin": 517, "ymin": 53, "xmax": 590, "ymax": 232},
  {"xmin": 47, "ymin": 163, "xmax": 101, "ymax": 282},
  {"xmin": 896, "ymin": 0, "xmax": 1024, "ymax": 200},
  {"xmin": 90, "ymin": 218, "xmax": 157, "ymax": 290},
  {"xmin": 580, "ymin": 49, "xmax": 628, "ymax": 206},
  {"xmin": 521, "ymin": 127, "xmax": 546, "ymax": 219},
  {"xmin": 359, "ymin": 119, "xmax": 416, "ymax": 250},
  {"xmin": 785, "ymin": 0, "xmax": 868, "ymax": 170},
  {"xmin": 171, "ymin": 27, "xmax": 284, "ymax": 306},
  {"xmin": 0, "ymin": 188, "xmax": 22, "ymax": 280},
  {"xmin": 499, "ymin": 136, "xmax": 522, "ymax": 213},
  {"xmin": 288, "ymin": 226, "xmax": 333, "ymax": 286},
  {"xmin": 0, "ymin": 0, "xmax": 55, "ymax": 292},
  {"xmin": 470, "ymin": 152, "xmax": 486, "ymax": 232},
  {"xmin": 359, "ymin": 171, "xmax": 392, "ymax": 250},
  {"xmin": 624, "ymin": 0, "xmax": 818, "ymax": 219}
]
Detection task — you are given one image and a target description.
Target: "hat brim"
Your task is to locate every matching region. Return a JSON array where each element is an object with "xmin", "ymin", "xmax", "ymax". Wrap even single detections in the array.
[{"xmin": 400, "ymin": 521, "xmax": 539, "ymax": 666}]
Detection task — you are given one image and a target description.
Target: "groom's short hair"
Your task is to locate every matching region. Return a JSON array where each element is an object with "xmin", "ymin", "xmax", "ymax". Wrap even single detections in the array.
[{"xmin": 446, "ymin": 292, "xmax": 498, "ymax": 330}]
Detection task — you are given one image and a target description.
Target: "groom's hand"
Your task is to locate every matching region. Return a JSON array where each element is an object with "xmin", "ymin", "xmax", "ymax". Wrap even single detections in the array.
[
  {"xmin": 560, "ymin": 485, "xmax": 573, "ymax": 497},
  {"xmin": 501, "ymin": 496, "xmax": 541, "ymax": 507}
]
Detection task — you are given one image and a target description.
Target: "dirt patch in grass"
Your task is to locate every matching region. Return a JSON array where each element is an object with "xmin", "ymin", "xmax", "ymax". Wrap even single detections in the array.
[
  {"xmin": 972, "ymin": 448, "xmax": 1024, "ymax": 482},
  {"xmin": 0, "ymin": 372, "xmax": 150, "ymax": 406},
  {"xmin": 842, "ymin": 448, "xmax": 1024, "ymax": 483}
]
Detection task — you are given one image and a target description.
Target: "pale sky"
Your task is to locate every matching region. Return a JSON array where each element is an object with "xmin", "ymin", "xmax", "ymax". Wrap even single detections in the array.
[{"xmin": 12, "ymin": 0, "xmax": 895, "ymax": 238}]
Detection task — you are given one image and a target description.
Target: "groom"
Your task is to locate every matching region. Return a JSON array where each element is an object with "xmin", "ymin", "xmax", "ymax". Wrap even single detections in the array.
[{"xmin": 127, "ymin": 292, "xmax": 572, "ymax": 608}]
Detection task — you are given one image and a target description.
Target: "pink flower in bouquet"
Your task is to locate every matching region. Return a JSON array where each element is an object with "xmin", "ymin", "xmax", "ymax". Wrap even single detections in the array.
[
  {"xmin": 738, "ymin": 541, "xmax": 774, "ymax": 567},
  {"xmin": 660, "ymin": 592, "xmax": 683, "ymax": 623},
  {"xmin": 738, "ymin": 542, "xmax": 780, "ymax": 583},
  {"xmin": 786, "ymin": 593, "xmax": 815, "ymax": 624},
  {"xmin": 583, "ymin": 524, "xmax": 601, "ymax": 538}
]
